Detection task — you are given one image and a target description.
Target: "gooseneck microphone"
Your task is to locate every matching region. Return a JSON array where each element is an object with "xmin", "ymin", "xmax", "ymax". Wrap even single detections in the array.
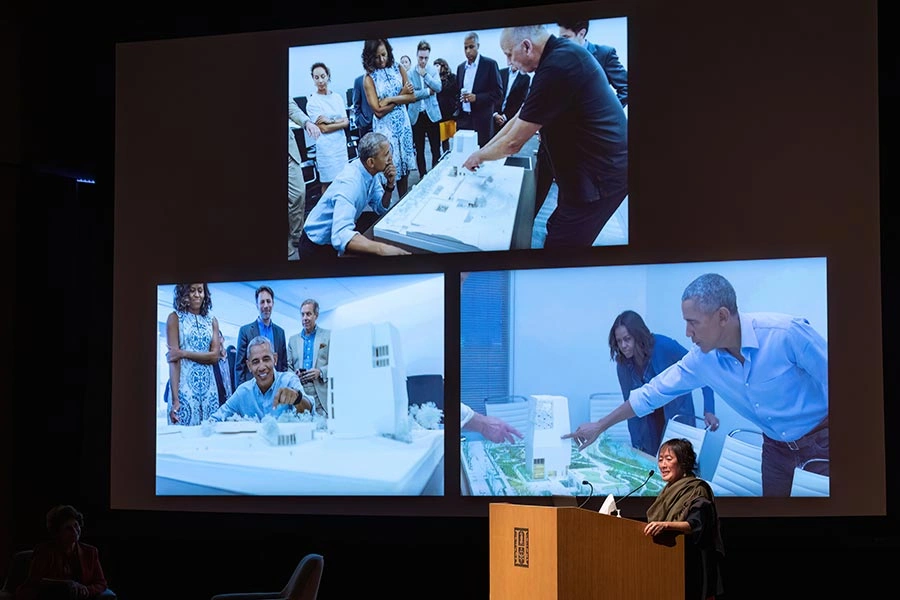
[
  {"xmin": 615, "ymin": 469, "xmax": 655, "ymax": 509},
  {"xmin": 577, "ymin": 480, "xmax": 594, "ymax": 509}
]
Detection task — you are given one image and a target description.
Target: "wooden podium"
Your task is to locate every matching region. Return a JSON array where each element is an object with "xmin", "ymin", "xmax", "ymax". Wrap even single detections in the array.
[{"xmin": 489, "ymin": 503, "xmax": 684, "ymax": 600}]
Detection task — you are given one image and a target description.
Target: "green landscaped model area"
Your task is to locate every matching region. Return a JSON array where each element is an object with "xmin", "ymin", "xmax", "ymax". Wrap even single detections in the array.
[{"xmin": 462, "ymin": 433, "xmax": 664, "ymax": 497}]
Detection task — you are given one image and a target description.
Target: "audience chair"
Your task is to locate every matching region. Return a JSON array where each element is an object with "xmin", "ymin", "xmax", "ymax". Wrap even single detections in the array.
[
  {"xmin": 709, "ymin": 428, "xmax": 764, "ymax": 496},
  {"xmin": 210, "ymin": 552, "xmax": 324, "ymax": 600},
  {"xmin": 790, "ymin": 457, "xmax": 831, "ymax": 497}
]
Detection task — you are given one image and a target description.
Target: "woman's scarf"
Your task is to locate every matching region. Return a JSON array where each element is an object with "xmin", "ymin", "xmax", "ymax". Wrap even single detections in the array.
[{"xmin": 646, "ymin": 475, "xmax": 713, "ymax": 523}]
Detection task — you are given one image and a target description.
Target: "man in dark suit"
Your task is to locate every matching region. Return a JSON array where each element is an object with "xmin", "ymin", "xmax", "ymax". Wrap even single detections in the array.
[
  {"xmin": 556, "ymin": 20, "xmax": 628, "ymax": 106},
  {"xmin": 351, "ymin": 74, "xmax": 375, "ymax": 138},
  {"xmin": 235, "ymin": 285, "xmax": 289, "ymax": 385},
  {"xmin": 492, "ymin": 64, "xmax": 530, "ymax": 138},
  {"xmin": 456, "ymin": 32, "xmax": 503, "ymax": 148}
]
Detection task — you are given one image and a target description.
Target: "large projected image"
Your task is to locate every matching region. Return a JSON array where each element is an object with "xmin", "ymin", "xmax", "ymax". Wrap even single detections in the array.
[
  {"xmin": 155, "ymin": 273, "xmax": 445, "ymax": 496},
  {"xmin": 459, "ymin": 257, "xmax": 829, "ymax": 501},
  {"xmin": 287, "ymin": 17, "xmax": 628, "ymax": 260}
]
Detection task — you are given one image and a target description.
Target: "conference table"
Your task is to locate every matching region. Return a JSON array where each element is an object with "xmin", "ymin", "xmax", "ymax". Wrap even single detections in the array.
[
  {"xmin": 362, "ymin": 133, "xmax": 539, "ymax": 253},
  {"xmin": 156, "ymin": 422, "xmax": 444, "ymax": 496}
]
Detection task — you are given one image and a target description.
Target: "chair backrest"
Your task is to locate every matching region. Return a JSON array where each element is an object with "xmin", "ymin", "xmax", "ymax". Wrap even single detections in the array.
[
  {"xmin": 791, "ymin": 458, "xmax": 830, "ymax": 497},
  {"xmin": 282, "ymin": 553, "xmax": 324, "ymax": 600},
  {"xmin": 1, "ymin": 550, "xmax": 33, "ymax": 594},
  {"xmin": 660, "ymin": 414, "xmax": 708, "ymax": 457},
  {"xmin": 483, "ymin": 395, "xmax": 535, "ymax": 441},
  {"xmin": 709, "ymin": 428, "xmax": 764, "ymax": 496},
  {"xmin": 406, "ymin": 374, "xmax": 444, "ymax": 411},
  {"xmin": 588, "ymin": 392, "xmax": 630, "ymax": 445}
]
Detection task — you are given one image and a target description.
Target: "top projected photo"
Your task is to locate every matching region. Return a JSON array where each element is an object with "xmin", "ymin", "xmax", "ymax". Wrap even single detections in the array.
[
  {"xmin": 287, "ymin": 16, "xmax": 628, "ymax": 261},
  {"xmin": 154, "ymin": 273, "xmax": 445, "ymax": 496}
]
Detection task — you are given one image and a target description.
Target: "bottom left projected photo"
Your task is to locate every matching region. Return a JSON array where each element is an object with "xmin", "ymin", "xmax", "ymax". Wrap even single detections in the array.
[{"xmin": 154, "ymin": 272, "xmax": 445, "ymax": 496}]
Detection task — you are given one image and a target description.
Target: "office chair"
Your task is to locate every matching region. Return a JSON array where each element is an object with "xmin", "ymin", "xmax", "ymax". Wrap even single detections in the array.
[
  {"xmin": 407, "ymin": 374, "xmax": 444, "ymax": 411},
  {"xmin": 709, "ymin": 428, "xmax": 764, "ymax": 496},
  {"xmin": 211, "ymin": 552, "xmax": 324, "ymax": 600},
  {"xmin": 790, "ymin": 457, "xmax": 830, "ymax": 497},
  {"xmin": 660, "ymin": 414, "xmax": 710, "ymax": 457},
  {"xmin": 588, "ymin": 392, "xmax": 630, "ymax": 445}
]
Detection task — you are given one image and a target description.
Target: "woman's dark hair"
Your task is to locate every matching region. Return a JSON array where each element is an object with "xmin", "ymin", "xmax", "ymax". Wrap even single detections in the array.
[
  {"xmin": 173, "ymin": 283, "xmax": 212, "ymax": 316},
  {"xmin": 46, "ymin": 505, "xmax": 84, "ymax": 536},
  {"xmin": 362, "ymin": 39, "xmax": 394, "ymax": 73},
  {"xmin": 608, "ymin": 309, "xmax": 655, "ymax": 365},
  {"xmin": 660, "ymin": 438, "xmax": 699, "ymax": 476},
  {"xmin": 310, "ymin": 61, "xmax": 331, "ymax": 80}
]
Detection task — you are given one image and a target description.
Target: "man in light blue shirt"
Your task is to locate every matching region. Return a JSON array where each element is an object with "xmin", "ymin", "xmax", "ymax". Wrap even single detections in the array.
[
  {"xmin": 298, "ymin": 132, "xmax": 411, "ymax": 260},
  {"xmin": 564, "ymin": 273, "xmax": 829, "ymax": 497},
  {"xmin": 211, "ymin": 336, "xmax": 314, "ymax": 422}
]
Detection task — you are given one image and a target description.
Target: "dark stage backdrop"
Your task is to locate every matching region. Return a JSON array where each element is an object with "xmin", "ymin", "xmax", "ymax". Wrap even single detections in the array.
[{"xmin": 8, "ymin": 0, "xmax": 898, "ymax": 598}]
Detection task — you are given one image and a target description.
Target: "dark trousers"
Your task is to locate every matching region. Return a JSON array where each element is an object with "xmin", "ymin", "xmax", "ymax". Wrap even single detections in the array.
[
  {"xmin": 534, "ymin": 140, "xmax": 554, "ymax": 218},
  {"xmin": 544, "ymin": 192, "xmax": 624, "ymax": 248},
  {"xmin": 298, "ymin": 230, "xmax": 339, "ymax": 261},
  {"xmin": 761, "ymin": 418, "xmax": 830, "ymax": 497},
  {"xmin": 412, "ymin": 113, "xmax": 441, "ymax": 176}
]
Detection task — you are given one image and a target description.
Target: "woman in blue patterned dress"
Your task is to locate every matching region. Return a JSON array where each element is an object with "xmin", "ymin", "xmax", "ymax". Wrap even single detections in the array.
[
  {"xmin": 165, "ymin": 283, "xmax": 221, "ymax": 425},
  {"xmin": 362, "ymin": 38, "xmax": 417, "ymax": 198}
]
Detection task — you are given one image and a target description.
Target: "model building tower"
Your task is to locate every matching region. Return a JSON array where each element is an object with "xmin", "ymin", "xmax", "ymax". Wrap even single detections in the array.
[
  {"xmin": 482, "ymin": 394, "xmax": 572, "ymax": 481},
  {"xmin": 327, "ymin": 322, "xmax": 408, "ymax": 437}
]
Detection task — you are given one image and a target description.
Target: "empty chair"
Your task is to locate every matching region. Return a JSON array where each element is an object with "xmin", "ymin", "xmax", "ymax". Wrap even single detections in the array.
[
  {"xmin": 660, "ymin": 414, "xmax": 709, "ymax": 457},
  {"xmin": 709, "ymin": 428, "xmax": 764, "ymax": 497},
  {"xmin": 211, "ymin": 552, "xmax": 324, "ymax": 600},
  {"xmin": 790, "ymin": 457, "xmax": 830, "ymax": 497},
  {"xmin": 406, "ymin": 374, "xmax": 444, "ymax": 411},
  {"xmin": 588, "ymin": 392, "xmax": 631, "ymax": 445}
]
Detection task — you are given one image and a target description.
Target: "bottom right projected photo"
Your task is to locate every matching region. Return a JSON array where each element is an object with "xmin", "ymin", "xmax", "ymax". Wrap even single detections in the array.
[{"xmin": 459, "ymin": 256, "xmax": 829, "ymax": 500}]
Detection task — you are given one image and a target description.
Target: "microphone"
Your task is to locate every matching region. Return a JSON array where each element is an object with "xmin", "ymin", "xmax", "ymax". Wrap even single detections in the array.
[
  {"xmin": 577, "ymin": 480, "xmax": 594, "ymax": 509},
  {"xmin": 614, "ymin": 470, "xmax": 655, "ymax": 516}
]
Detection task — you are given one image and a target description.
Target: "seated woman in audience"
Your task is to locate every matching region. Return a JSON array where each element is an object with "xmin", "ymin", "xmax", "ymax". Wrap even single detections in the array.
[
  {"xmin": 305, "ymin": 61, "xmax": 350, "ymax": 193},
  {"xmin": 644, "ymin": 438, "xmax": 725, "ymax": 600},
  {"xmin": 166, "ymin": 283, "xmax": 221, "ymax": 425},
  {"xmin": 17, "ymin": 505, "xmax": 110, "ymax": 600}
]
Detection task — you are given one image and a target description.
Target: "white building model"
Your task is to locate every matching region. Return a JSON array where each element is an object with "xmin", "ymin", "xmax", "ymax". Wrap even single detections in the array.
[
  {"xmin": 483, "ymin": 394, "xmax": 571, "ymax": 481},
  {"xmin": 326, "ymin": 322, "xmax": 408, "ymax": 438}
]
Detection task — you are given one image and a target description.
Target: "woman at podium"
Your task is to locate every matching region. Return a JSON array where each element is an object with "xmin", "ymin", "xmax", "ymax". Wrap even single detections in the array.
[{"xmin": 644, "ymin": 438, "xmax": 725, "ymax": 600}]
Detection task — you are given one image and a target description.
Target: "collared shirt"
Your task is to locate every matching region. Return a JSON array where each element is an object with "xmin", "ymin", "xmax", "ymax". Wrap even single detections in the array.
[
  {"xmin": 628, "ymin": 312, "xmax": 828, "ymax": 442},
  {"xmin": 301, "ymin": 326, "xmax": 317, "ymax": 370},
  {"xmin": 302, "ymin": 159, "xmax": 392, "ymax": 255},
  {"xmin": 461, "ymin": 55, "xmax": 480, "ymax": 113},
  {"xmin": 210, "ymin": 370, "xmax": 311, "ymax": 422},
  {"xmin": 257, "ymin": 318, "xmax": 274, "ymax": 349}
]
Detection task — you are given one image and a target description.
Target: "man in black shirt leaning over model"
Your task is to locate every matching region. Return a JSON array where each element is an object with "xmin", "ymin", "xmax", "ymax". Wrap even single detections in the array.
[{"xmin": 462, "ymin": 25, "xmax": 627, "ymax": 248}]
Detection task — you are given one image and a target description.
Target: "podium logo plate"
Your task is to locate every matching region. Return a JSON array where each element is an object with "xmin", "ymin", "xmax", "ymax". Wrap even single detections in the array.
[{"xmin": 514, "ymin": 527, "xmax": 529, "ymax": 567}]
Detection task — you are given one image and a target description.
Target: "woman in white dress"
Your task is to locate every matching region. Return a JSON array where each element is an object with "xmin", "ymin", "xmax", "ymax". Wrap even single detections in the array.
[
  {"xmin": 165, "ymin": 283, "xmax": 221, "ymax": 425},
  {"xmin": 305, "ymin": 62, "xmax": 350, "ymax": 193}
]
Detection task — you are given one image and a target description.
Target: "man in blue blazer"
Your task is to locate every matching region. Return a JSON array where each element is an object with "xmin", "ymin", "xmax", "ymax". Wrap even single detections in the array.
[
  {"xmin": 407, "ymin": 39, "xmax": 444, "ymax": 177},
  {"xmin": 557, "ymin": 20, "xmax": 628, "ymax": 107},
  {"xmin": 456, "ymin": 32, "xmax": 503, "ymax": 149},
  {"xmin": 235, "ymin": 285, "xmax": 289, "ymax": 385}
]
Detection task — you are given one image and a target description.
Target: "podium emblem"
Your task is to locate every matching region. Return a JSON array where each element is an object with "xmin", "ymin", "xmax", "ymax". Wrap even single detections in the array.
[{"xmin": 513, "ymin": 527, "xmax": 529, "ymax": 567}]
